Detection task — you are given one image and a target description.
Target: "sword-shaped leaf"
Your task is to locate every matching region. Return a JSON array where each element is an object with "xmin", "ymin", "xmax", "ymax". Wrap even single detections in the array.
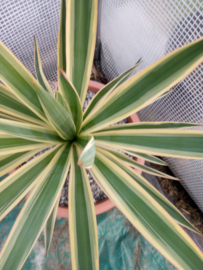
[
  {"xmin": 44, "ymin": 196, "xmax": 59, "ymax": 254},
  {"xmin": 0, "ymin": 144, "xmax": 71, "ymax": 270},
  {"xmin": 69, "ymin": 146, "xmax": 98, "ymax": 270},
  {"xmin": 0, "ymin": 119, "xmax": 63, "ymax": 143},
  {"xmin": 0, "ymin": 42, "xmax": 48, "ymax": 123},
  {"xmin": 94, "ymin": 129, "xmax": 203, "ymax": 159},
  {"xmin": 58, "ymin": 69, "xmax": 83, "ymax": 133},
  {"xmin": 58, "ymin": 0, "xmax": 66, "ymax": 72},
  {"xmin": 0, "ymin": 146, "xmax": 59, "ymax": 220},
  {"xmin": 34, "ymin": 82, "xmax": 76, "ymax": 140},
  {"xmin": 83, "ymin": 61, "xmax": 140, "ymax": 120},
  {"xmin": 123, "ymin": 150, "xmax": 167, "ymax": 166},
  {"xmin": 99, "ymin": 147, "xmax": 178, "ymax": 180},
  {"xmin": 66, "ymin": 0, "xmax": 97, "ymax": 104},
  {"xmin": 0, "ymin": 148, "xmax": 45, "ymax": 177},
  {"xmin": 81, "ymin": 38, "xmax": 203, "ymax": 133},
  {"xmin": 97, "ymin": 147, "xmax": 200, "ymax": 234},
  {"xmin": 0, "ymin": 132, "xmax": 52, "ymax": 156},
  {"xmin": 34, "ymin": 37, "xmax": 54, "ymax": 97},
  {"xmin": 0, "ymin": 85, "xmax": 47, "ymax": 127},
  {"xmin": 90, "ymin": 151, "xmax": 203, "ymax": 270},
  {"xmin": 94, "ymin": 121, "xmax": 199, "ymax": 133}
]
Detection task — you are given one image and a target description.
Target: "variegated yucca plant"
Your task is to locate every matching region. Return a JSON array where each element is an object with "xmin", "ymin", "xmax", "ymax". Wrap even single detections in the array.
[{"xmin": 0, "ymin": 0, "xmax": 203, "ymax": 269}]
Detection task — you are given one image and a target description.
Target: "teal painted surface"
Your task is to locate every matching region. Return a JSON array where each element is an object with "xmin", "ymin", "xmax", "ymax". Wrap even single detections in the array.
[{"xmin": 0, "ymin": 174, "xmax": 176, "ymax": 270}]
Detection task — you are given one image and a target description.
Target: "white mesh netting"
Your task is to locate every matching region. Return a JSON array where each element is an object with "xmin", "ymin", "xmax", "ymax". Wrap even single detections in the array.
[
  {"xmin": 0, "ymin": 0, "xmax": 60, "ymax": 82},
  {"xmin": 100, "ymin": 0, "xmax": 203, "ymax": 211}
]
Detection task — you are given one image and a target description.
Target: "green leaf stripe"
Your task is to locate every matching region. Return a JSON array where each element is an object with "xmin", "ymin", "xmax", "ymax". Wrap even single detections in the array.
[
  {"xmin": 0, "ymin": 85, "xmax": 47, "ymax": 127},
  {"xmin": 0, "ymin": 119, "xmax": 63, "ymax": 143},
  {"xmin": 0, "ymin": 144, "xmax": 72, "ymax": 270},
  {"xmin": 0, "ymin": 42, "xmax": 47, "ymax": 123},
  {"xmin": 82, "ymin": 38, "xmax": 203, "ymax": 133},
  {"xmin": 94, "ymin": 129, "xmax": 203, "ymax": 159},
  {"xmin": 83, "ymin": 61, "xmax": 140, "ymax": 120},
  {"xmin": 90, "ymin": 151, "xmax": 203, "ymax": 270},
  {"xmin": 69, "ymin": 146, "xmax": 98, "ymax": 270},
  {"xmin": 58, "ymin": 69, "xmax": 83, "ymax": 133},
  {"xmin": 97, "ymin": 147, "xmax": 200, "ymax": 234},
  {"xmin": 34, "ymin": 37, "xmax": 54, "ymax": 97}
]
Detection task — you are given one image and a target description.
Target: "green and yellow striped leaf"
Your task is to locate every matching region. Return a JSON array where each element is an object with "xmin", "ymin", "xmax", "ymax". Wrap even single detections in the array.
[
  {"xmin": 34, "ymin": 82, "xmax": 76, "ymax": 140},
  {"xmin": 83, "ymin": 61, "xmax": 140, "ymax": 120},
  {"xmin": 94, "ymin": 121, "xmax": 199, "ymax": 133},
  {"xmin": 58, "ymin": 0, "xmax": 66, "ymax": 72},
  {"xmin": 99, "ymin": 147, "xmax": 178, "ymax": 180},
  {"xmin": 124, "ymin": 150, "xmax": 167, "ymax": 166},
  {"xmin": 94, "ymin": 129, "xmax": 203, "ymax": 159},
  {"xmin": 97, "ymin": 147, "xmax": 199, "ymax": 234},
  {"xmin": 0, "ymin": 119, "xmax": 63, "ymax": 143},
  {"xmin": 34, "ymin": 37, "xmax": 54, "ymax": 97},
  {"xmin": 44, "ymin": 197, "xmax": 59, "ymax": 254},
  {"xmin": 90, "ymin": 151, "xmax": 203, "ymax": 270},
  {"xmin": 69, "ymin": 146, "xmax": 98, "ymax": 270},
  {"xmin": 0, "ymin": 148, "xmax": 45, "ymax": 177},
  {"xmin": 0, "ymin": 42, "xmax": 48, "ymax": 123},
  {"xmin": 0, "ymin": 132, "xmax": 53, "ymax": 156},
  {"xmin": 0, "ymin": 84, "xmax": 48, "ymax": 127},
  {"xmin": 0, "ymin": 144, "xmax": 71, "ymax": 270},
  {"xmin": 58, "ymin": 69, "xmax": 83, "ymax": 133},
  {"xmin": 55, "ymin": 90, "xmax": 67, "ymax": 109},
  {"xmin": 0, "ymin": 112, "xmax": 29, "ymax": 123},
  {"xmin": 77, "ymin": 136, "xmax": 96, "ymax": 168},
  {"xmin": 81, "ymin": 38, "xmax": 203, "ymax": 133},
  {"xmin": 0, "ymin": 146, "xmax": 59, "ymax": 220},
  {"xmin": 66, "ymin": 0, "xmax": 97, "ymax": 104}
]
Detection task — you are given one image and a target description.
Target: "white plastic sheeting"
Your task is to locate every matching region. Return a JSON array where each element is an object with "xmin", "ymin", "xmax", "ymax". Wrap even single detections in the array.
[{"xmin": 100, "ymin": 0, "xmax": 203, "ymax": 211}]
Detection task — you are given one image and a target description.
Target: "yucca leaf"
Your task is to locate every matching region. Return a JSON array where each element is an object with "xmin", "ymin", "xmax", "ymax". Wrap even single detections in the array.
[
  {"xmin": 0, "ymin": 132, "xmax": 52, "ymax": 156},
  {"xmin": 0, "ymin": 119, "xmax": 63, "ymax": 143},
  {"xmin": 0, "ymin": 146, "xmax": 59, "ymax": 220},
  {"xmin": 0, "ymin": 144, "xmax": 71, "ymax": 270},
  {"xmin": 94, "ymin": 121, "xmax": 199, "ymax": 133},
  {"xmin": 97, "ymin": 147, "xmax": 199, "ymax": 234},
  {"xmin": 83, "ymin": 61, "xmax": 140, "ymax": 120},
  {"xmin": 66, "ymin": 0, "xmax": 97, "ymax": 104},
  {"xmin": 124, "ymin": 150, "xmax": 167, "ymax": 166},
  {"xmin": 0, "ymin": 148, "xmax": 46, "ymax": 177},
  {"xmin": 94, "ymin": 129, "xmax": 203, "ymax": 159},
  {"xmin": 69, "ymin": 146, "xmax": 98, "ymax": 270},
  {"xmin": 34, "ymin": 37, "xmax": 55, "ymax": 97},
  {"xmin": 76, "ymin": 135, "xmax": 96, "ymax": 168},
  {"xmin": 148, "ymin": 89, "xmax": 173, "ymax": 105},
  {"xmin": 90, "ymin": 151, "xmax": 203, "ymax": 270},
  {"xmin": 55, "ymin": 90, "xmax": 65, "ymax": 107},
  {"xmin": 0, "ymin": 112, "xmax": 29, "ymax": 123},
  {"xmin": 81, "ymin": 38, "xmax": 203, "ymax": 133},
  {"xmin": 99, "ymin": 147, "xmax": 178, "ymax": 180},
  {"xmin": 44, "ymin": 197, "xmax": 59, "ymax": 254},
  {"xmin": 58, "ymin": 69, "xmax": 83, "ymax": 133},
  {"xmin": 58, "ymin": 0, "xmax": 66, "ymax": 72},
  {"xmin": 34, "ymin": 82, "xmax": 76, "ymax": 140},
  {"xmin": 0, "ymin": 42, "xmax": 48, "ymax": 123},
  {"xmin": 0, "ymin": 85, "xmax": 48, "ymax": 127}
]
